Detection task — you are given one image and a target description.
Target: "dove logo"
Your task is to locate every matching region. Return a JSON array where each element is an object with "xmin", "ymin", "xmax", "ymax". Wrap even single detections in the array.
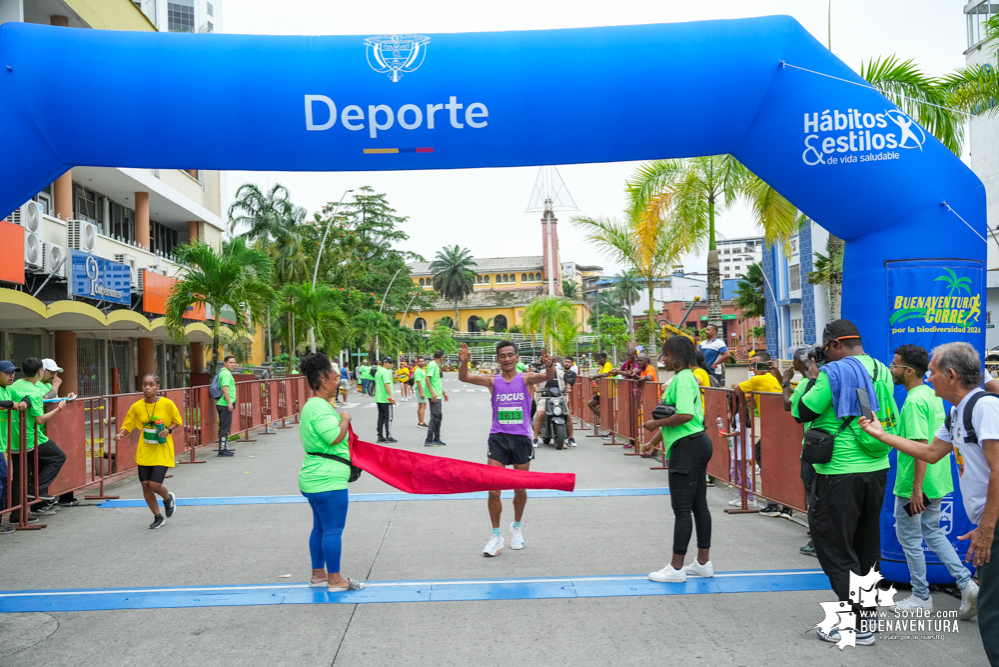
[
  {"xmin": 816, "ymin": 570, "xmax": 896, "ymax": 649},
  {"xmin": 938, "ymin": 498, "xmax": 954, "ymax": 536}
]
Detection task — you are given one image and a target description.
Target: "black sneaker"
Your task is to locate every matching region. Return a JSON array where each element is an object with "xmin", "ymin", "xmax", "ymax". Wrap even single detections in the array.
[
  {"xmin": 386, "ymin": 437, "xmax": 398, "ymax": 443},
  {"xmin": 149, "ymin": 514, "xmax": 165, "ymax": 529},
  {"xmin": 433, "ymin": 440, "xmax": 446, "ymax": 446},
  {"xmin": 376, "ymin": 438, "xmax": 388, "ymax": 443},
  {"xmin": 30, "ymin": 506, "xmax": 56, "ymax": 517},
  {"xmin": 217, "ymin": 449, "xmax": 235, "ymax": 457},
  {"xmin": 0, "ymin": 525, "xmax": 15, "ymax": 535},
  {"xmin": 779, "ymin": 506, "xmax": 794, "ymax": 519},
  {"xmin": 800, "ymin": 540, "xmax": 817, "ymax": 557},
  {"xmin": 58, "ymin": 499, "xmax": 80, "ymax": 507},
  {"xmin": 164, "ymin": 492, "xmax": 176, "ymax": 518},
  {"xmin": 760, "ymin": 503, "xmax": 781, "ymax": 517},
  {"xmin": 28, "ymin": 493, "xmax": 55, "ymax": 502},
  {"xmin": 424, "ymin": 441, "xmax": 436, "ymax": 447}
]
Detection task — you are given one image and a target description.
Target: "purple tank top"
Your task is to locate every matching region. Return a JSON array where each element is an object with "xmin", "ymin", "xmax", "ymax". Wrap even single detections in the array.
[{"xmin": 491, "ymin": 373, "xmax": 533, "ymax": 437}]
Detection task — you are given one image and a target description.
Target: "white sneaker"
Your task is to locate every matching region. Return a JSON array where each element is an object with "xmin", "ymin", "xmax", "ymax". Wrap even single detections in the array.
[
  {"xmin": 727, "ymin": 497, "xmax": 743, "ymax": 506},
  {"xmin": 532, "ymin": 439, "xmax": 539, "ymax": 448},
  {"xmin": 959, "ymin": 581, "xmax": 979, "ymax": 620},
  {"xmin": 568, "ymin": 439, "xmax": 577, "ymax": 447},
  {"xmin": 483, "ymin": 533, "xmax": 504, "ymax": 556},
  {"xmin": 683, "ymin": 560, "xmax": 714, "ymax": 577},
  {"xmin": 648, "ymin": 564, "xmax": 686, "ymax": 583},
  {"xmin": 510, "ymin": 522, "xmax": 524, "ymax": 550},
  {"xmin": 895, "ymin": 594, "xmax": 933, "ymax": 611}
]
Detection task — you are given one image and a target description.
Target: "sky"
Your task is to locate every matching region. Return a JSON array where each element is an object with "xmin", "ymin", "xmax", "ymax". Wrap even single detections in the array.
[{"xmin": 222, "ymin": 0, "xmax": 969, "ymax": 276}]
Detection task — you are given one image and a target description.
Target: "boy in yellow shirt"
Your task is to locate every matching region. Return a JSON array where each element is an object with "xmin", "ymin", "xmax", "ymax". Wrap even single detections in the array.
[{"xmin": 734, "ymin": 352, "xmax": 784, "ymax": 517}]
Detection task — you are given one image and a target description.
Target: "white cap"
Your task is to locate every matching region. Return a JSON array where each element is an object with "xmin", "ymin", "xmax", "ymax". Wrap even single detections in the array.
[{"xmin": 41, "ymin": 358, "xmax": 63, "ymax": 373}]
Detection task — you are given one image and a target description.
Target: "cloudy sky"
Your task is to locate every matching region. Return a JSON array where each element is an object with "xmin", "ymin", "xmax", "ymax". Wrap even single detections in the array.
[{"xmin": 222, "ymin": 0, "xmax": 968, "ymax": 275}]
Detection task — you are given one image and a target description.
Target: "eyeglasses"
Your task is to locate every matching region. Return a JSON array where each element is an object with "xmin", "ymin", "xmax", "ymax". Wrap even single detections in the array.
[{"xmin": 889, "ymin": 364, "xmax": 914, "ymax": 372}]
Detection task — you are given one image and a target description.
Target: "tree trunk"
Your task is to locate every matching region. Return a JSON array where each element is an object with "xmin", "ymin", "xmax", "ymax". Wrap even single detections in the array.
[
  {"xmin": 647, "ymin": 284, "xmax": 656, "ymax": 351},
  {"xmin": 706, "ymin": 197, "xmax": 723, "ymax": 327},
  {"xmin": 290, "ymin": 313, "xmax": 296, "ymax": 371},
  {"xmin": 211, "ymin": 315, "xmax": 221, "ymax": 374},
  {"xmin": 454, "ymin": 299, "xmax": 460, "ymax": 333},
  {"xmin": 827, "ymin": 233, "xmax": 845, "ymax": 320}
]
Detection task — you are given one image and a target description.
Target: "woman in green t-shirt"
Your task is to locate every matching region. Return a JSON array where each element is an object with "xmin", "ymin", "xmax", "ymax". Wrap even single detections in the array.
[
  {"xmin": 640, "ymin": 335, "xmax": 713, "ymax": 584},
  {"xmin": 298, "ymin": 353, "xmax": 364, "ymax": 592}
]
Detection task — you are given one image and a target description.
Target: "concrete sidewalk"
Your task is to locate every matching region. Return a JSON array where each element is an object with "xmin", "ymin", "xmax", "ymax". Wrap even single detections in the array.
[{"xmin": 0, "ymin": 379, "xmax": 989, "ymax": 666}]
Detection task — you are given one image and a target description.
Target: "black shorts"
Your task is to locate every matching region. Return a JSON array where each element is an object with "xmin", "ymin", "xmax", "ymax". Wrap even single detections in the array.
[
  {"xmin": 137, "ymin": 465, "xmax": 169, "ymax": 484},
  {"xmin": 487, "ymin": 433, "xmax": 534, "ymax": 466},
  {"xmin": 406, "ymin": 378, "xmax": 415, "ymax": 386}
]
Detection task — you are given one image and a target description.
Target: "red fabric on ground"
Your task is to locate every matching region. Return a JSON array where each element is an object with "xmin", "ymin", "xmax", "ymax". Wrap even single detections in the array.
[{"xmin": 348, "ymin": 429, "xmax": 575, "ymax": 494}]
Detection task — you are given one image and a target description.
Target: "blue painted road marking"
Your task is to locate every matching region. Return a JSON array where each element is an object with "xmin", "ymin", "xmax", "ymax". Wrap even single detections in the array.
[
  {"xmin": 98, "ymin": 487, "xmax": 670, "ymax": 508},
  {"xmin": 0, "ymin": 569, "xmax": 828, "ymax": 612}
]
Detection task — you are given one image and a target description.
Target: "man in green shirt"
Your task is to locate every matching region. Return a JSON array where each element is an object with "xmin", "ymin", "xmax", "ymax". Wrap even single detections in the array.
[
  {"xmin": 9, "ymin": 357, "xmax": 67, "ymax": 523},
  {"xmin": 413, "ymin": 356, "xmax": 429, "ymax": 429},
  {"xmin": 425, "ymin": 349, "xmax": 449, "ymax": 446},
  {"xmin": 0, "ymin": 360, "xmax": 28, "ymax": 533},
  {"xmin": 358, "ymin": 362, "xmax": 372, "ymax": 395},
  {"xmin": 374, "ymin": 357, "xmax": 397, "ymax": 443},
  {"xmin": 796, "ymin": 320, "xmax": 898, "ymax": 646},
  {"xmin": 888, "ymin": 344, "xmax": 974, "ymax": 611},
  {"xmin": 215, "ymin": 355, "xmax": 237, "ymax": 457}
]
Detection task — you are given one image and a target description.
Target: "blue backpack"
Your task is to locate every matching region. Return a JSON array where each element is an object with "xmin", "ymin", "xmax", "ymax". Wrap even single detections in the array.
[{"xmin": 209, "ymin": 371, "xmax": 223, "ymax": 400}]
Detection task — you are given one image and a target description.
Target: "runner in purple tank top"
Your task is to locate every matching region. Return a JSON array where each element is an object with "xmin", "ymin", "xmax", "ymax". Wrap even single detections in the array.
[{"xmin": 458, "ymin": 340, "xmax": 555, "ymax": 556}]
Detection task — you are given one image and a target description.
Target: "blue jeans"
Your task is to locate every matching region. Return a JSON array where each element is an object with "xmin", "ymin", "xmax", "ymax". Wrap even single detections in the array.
[
  {"xmin": 894, "ymin": 495, "xmax": 973, "ymax": 599},
  {"xmin": 302, "ymin": 488, "xmax": 349, "ymax": 573}
]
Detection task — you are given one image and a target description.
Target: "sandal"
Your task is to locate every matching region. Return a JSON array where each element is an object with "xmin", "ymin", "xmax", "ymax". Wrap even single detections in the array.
[{"xmin": 328, "ymin": 578, "xmax": 365, "ymax": 592}]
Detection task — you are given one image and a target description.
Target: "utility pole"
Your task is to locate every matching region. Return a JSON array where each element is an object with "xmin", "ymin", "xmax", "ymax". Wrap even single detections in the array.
[{"xmin": 309, "ymin": 189, "xmax": 353, "ymax": 353}]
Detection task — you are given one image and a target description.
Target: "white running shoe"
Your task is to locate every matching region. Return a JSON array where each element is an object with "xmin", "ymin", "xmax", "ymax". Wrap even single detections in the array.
[
  {"xmin": 727, "ymin": 497, "xmax": 743, "ymax": 506},
  {"xmin": 895, "ymin": 594, "xmax": 933, "ymax": 611},
  {"xmin": 483, "ymin": 533, "xmax": 504, "ymax": 556},
  {"xmin": 682, "ymin": 560, "xmax": 714, "ymax": 577},
  {"xmin": 568, "ymin": 439, "xmax": 577, "ymax": 447},
  {"xmin": 959, "ymin": 581, "xmax": 979, "ymax": 620},
  {"xmin": 510, "ymin": 522, "xmax": 524, "ymax": 550},
  {"xmin": 648, "ymin": 564, "xmax": 686, "ymax": 583},
  {"xmin": 532, "ymin": 439, "xmax": 539, "ymax": 448}
]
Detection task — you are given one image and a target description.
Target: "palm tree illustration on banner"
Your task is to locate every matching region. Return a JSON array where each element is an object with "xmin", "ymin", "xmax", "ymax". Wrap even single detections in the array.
[{"xmin": 890, "ymin": 269, "xmax": 975, "ymax": 327}]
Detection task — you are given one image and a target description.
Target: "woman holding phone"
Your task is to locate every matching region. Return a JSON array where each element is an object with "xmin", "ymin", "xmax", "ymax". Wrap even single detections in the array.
[
  {"xmin": 298, "ymin": 352, "xmax": 365, "ymax": 592},
  {"xmin": 640, "ymin": 335, "xmax": 713, "ymax": 583},
  {"xmin": 113, "ymin": 373, "xmax": 182, "ymax": 529}
]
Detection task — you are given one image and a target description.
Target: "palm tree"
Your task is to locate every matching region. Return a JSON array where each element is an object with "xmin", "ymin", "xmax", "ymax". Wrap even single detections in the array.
[
  {"xmin": 561, "ymin": 280, "xmax": 579, "ymax": 299},
  {"xmin": 552, "ymin": 321, "xmax": 582, "ymax": 357},
  {"xmin": 625, "ymin": 156, "xmax": 799, "ymax": 330},
  {"xmin": 612, "ymin": 269, "xmax": 643, "ymax": 341},
  {"xmin": 733, "ymin": 262, "xmax": 766, "ymax": 320},
  {"xmin": 281, "ymin": 283, "xmax": 350, "ymax": 355},
  {"xmin": 430, "ymin": 245, "xmax": 477, "ymax": 331},
  {"xmin": 227, "ymin": 183, "xmax": 305, "ymax": 243},
  {"xmin": 165, "ymin": 238, "xmax": 277, "ymax": 373},
  {"xmin": 522, "ymin": 295, "xmax": 576, "ymax": 350}
]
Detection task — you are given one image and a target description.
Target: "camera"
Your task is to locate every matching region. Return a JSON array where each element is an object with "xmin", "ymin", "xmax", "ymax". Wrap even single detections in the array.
[
  {"xmin": 754, "ymin": 361, "xmax": 770, "ymax": 372},
  {"xmin": 806, "ymin": 346, "xmax": 827, "ymax": 367}
]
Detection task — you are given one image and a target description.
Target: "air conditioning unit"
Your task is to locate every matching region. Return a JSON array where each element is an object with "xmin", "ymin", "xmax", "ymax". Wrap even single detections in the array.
[
  {"xmin": 67, "ymin": 219, "xmax": 98, "ymax": 253},
  {"xmin": 114, "ymin": 254, "xmax": 139, "ymax": 288},
  {"xmin": 22, "ymin": 200, "xmax": 42, "ymax": 233},
  {"xmin": 43, "ymin": 243, "xmax": 68, "ymax": 279},
  {"xmin": 24, "ymin": 232, "xmax": 43, "ymax": 270},
  {"xmin": 136, "ymin": 268, "xmax": 145, "ymax": 294}
]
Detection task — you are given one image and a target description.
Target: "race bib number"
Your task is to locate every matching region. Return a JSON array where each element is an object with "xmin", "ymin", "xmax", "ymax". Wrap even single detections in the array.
[
  {"xmin": 142, "ymin": 427, "xmax": 160, "ymax": 445},
  {"xmin": 498, "ymin": 407, "xmax": 524, "ymax": 425}
]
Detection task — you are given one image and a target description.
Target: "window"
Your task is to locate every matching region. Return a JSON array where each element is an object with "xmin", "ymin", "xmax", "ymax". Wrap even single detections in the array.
[
  {"xmin": 205, "ymin": 21, "xmax": 213, "ymax": 32},
  {"xmin": 484, "ymin": 275, "xmax": 490, "ymax": 284},
  {"xmin": 419, "ymin": 278, "xmax": 425, "ymax": 286},
  {"xmin": 413, "ymin": 317, "xmax": 426, "ymax": 330},
  {"xmin": 493, "ymin": 314, "xmax": 507, "ymax": 332},
  {"xmin": 150, "ymin": 220, "xmax": 179, "ymax": 256},
  {"xmin": 790, "ymin": 237, "xmax": 799, "ymax": 255},
  {"xmin": 168, "ymin": 0, "xmax": 195, "ymax": 32},
  {"xmin": 789, "ymin": 264, "xmax": 801, "ymax": 292},
  {"xmin": 791, "ymin": 318, "xmax": 804, "ymax": 346},
  {"xmin": 206, "ymin": 1, "xmax": 213, "ymax": 16},
  {"xmin": 522, "ymin": 273, "xmax": 527, "ymax": 282},
  {"xmin": 967, "ymin": 2, "xmax": 999, "ymax": 48},
  {"xmin": 73, "ymin": 184, "xmax": 106, "ymax": 230},
  {"xmin": 109, "ymin": 201, "xmax": 135, "ymax": 242}
]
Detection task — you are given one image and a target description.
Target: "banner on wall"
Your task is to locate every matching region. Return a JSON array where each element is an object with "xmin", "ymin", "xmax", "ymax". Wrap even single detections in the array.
[
  {"xmin": 69, "ymin": 250, "xmax": 130, "ymax": 305},
  {"xmin": 880, "ymin": 258, "xmax": 983, "ymax": 584}
]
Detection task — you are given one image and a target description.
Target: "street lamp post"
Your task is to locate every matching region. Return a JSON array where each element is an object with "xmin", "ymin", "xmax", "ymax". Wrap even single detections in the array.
[
  {"xmin": 375, "ymin": 267, "xmax": 403, "ymax": 360},
  {"xmin": 309, "ymin": 189, "xmax": 353, "ymax": 353}
]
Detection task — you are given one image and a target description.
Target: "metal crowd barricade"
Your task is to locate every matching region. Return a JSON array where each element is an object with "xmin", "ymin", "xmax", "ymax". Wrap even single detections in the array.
[
  {"xmin": 1, "ymin": 410, "xmax": 41, "ymax": 531},
  {"xmin": 600, "ymin": 378, "xmax": 617, "ymax": 444},
  {"xmin": 748, "ymin": 390, "xmax": 807, "ymax": 513}
]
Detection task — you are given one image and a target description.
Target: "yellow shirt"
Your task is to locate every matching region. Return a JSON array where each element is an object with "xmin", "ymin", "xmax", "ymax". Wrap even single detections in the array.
[
  {"xmin": 692, "ymin": 367, "xmax": 712, "ymax": 412},
  {"xmin": 121, "ymin": 397, "xmax": 183, "ymax": 468},
  {"xmin": 738, "ymin": 373, "xmax": 783, "ymax": 416}
]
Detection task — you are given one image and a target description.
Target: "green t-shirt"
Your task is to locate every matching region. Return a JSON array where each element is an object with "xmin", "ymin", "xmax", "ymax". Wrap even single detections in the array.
[
  {"xmin": 789, "ymin": 380, "xmax": 813, "ymax": 457},
  {"xmin": 800, "ymin": 355, "xmax": 896, "ymax": 475},
  {"xmin": 298, "ymin": 397, "xmax": 350, "ymax": 493},
  {"xmin": 894, "ymin": 384, "xmax": 952, "ymax": 499},
  {"xmin": 426, "ymin": 360, "xmax": 443, "ymax": 396},
  {"xmin": 9, "ymin": 379, "xmax": 47, "ymax": 450},
  {"xmin": 413, "ymin": 367, "xmax": 427, "ymax": 396},
  {"xmin": 359, "ymin": 365, "xmax": 371, "ymax": 381},
  {"xmin": 659, "ymin": 369, "xmax": 705, "ymax": 457},
  {"xmin": 216, "ymin": 368, "xmax": 236, "ymax": 407},
  {"xmin": 0, "ymin": 384, "xmax": 26, "ymax": 453},
  {"xmin": 374, "ymin": 366, "xmax": 394, "ymax": 403}
]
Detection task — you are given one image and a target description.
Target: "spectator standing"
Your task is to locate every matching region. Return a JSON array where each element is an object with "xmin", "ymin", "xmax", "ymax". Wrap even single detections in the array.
[
  {"xmin": 397, "ymin": 360, "xmax": 411, "ymax": 402},
  {"xmin": 425, "ymin": 350, "xmax": 448, "ymax": 446},
  {"xmin": 38, "ymin": 359, "xmax": 78, "ymax": 507},
  {"xmin": 735, "ymin": 352, "xmax": 785, "ymax": 517},
  {"xmin": 374, "ymin": 357, "xmax": 397, "ymax": 443},
  {"xmin": 796, "ymin": 320, "xmax": 898, "ymax": 646},
  {"xmin": 860, "ymin": 342, "xmax": 995, "ymax": 662},
  {"xmin": 9, "ymin": 357, "xmax": 67, "ymax": 522},
  {"xmin": 298, "ymin": 352, "xmax": 365, "ymax": 592},
  {"xmin": 339, "ymin": 365, "xmax": 351, "ymax": 404},
  {"xmin": 699, "ymin": 324, "xmax": 731, "ymax": 384},
  {"xmin": 587, "ymin": 352, "xmax": 615, "ymax": 431},
  {"xmin": 414, "ymin": 356, "xmax": 429, "ymax": 428},
  {"xmin": 0, "ymin": 360, "xmax": 28, "ymax": 534},
  {"xmin": 215, "ymin": 355, "xmax": 237, "ymax": 457},
  {"xmin": 641, "ymin": 336, "xmax": 713, "ymax": 583},
  {"xmin": 886, "ymin": 344, "xmax": 977, "ymax": 613}
]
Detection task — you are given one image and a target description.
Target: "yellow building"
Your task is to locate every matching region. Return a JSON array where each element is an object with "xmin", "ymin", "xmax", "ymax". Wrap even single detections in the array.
[{"xmin": 403, "ymin": 256, "xmax": 591, "ymax": 332}]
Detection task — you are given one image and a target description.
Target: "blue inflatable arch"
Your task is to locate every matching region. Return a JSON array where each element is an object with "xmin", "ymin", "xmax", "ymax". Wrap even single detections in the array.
[{"xmin": 0, "ymin": 15, "xmax": 986, "ymax": 360}]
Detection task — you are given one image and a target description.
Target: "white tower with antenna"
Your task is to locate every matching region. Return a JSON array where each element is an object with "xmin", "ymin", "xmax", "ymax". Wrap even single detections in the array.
[{"xmin": 526, "ymin": 166, "xmax": 578, "ymax": 296}]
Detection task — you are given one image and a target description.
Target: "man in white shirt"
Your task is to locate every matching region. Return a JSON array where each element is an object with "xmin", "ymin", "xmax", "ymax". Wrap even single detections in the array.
[
  {"xmin": 860, "ymin": 342, "xmax": 996, "ymax": 663},
  {"xmin": 698, "ymin": 324, "xmax": 731, "ymax": 382}
]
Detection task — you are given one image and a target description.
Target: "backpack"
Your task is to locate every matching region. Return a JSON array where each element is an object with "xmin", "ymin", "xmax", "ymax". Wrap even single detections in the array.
[
  {"xmin": 209, "ymin": 370, "xmax": 223, "ymax": 400},
  {"xmin": 943, "ymin": 391, "xmax": 999, "ymax": 443}
]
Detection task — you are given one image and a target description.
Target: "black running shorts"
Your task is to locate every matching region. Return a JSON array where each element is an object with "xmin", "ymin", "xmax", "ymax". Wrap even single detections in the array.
[
  {"xmin": 137, "ymin": 465, "xmax": 169, "ymax": 484},
  {"xmin": 487, "ymin": 433, "xmax": 534, "ymax": 466}
]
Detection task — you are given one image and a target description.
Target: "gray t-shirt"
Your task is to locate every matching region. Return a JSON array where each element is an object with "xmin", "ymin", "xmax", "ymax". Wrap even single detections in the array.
[{"xmin": 935, "ymin": 388, "xmax": 997, "ymax": 525}]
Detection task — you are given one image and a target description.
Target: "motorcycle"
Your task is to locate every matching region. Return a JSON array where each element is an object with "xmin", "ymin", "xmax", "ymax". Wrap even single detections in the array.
[{"xmin": 539, "ymin": 385, "xmax": 568, "ymax": 450}]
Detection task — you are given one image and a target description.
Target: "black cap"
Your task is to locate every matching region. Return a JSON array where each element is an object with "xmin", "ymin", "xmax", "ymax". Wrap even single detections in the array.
[{"xmin": 382, "ymin": 357, "xmax": 394, "ymax": 363}]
